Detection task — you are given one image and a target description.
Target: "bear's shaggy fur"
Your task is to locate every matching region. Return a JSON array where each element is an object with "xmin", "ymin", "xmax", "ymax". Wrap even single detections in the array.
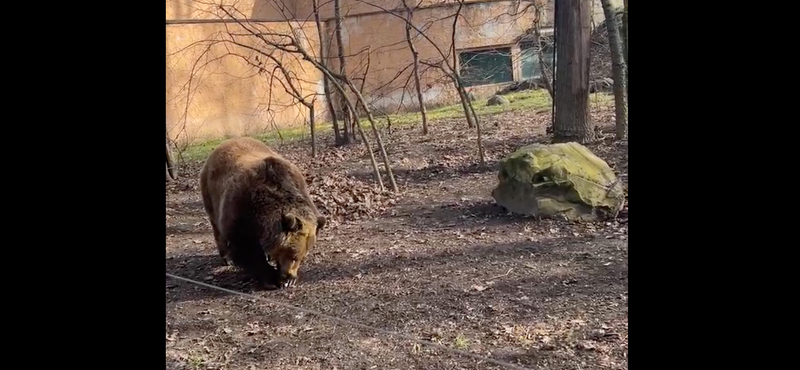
[{"xmin": 199, "ymin": 137, "xmax": 326, "ymax": 288}]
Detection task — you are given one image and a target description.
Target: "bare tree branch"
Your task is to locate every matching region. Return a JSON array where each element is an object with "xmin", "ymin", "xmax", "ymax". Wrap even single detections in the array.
[
  {"xmin": 219, "ymin": 4, "xmax": 398, "ymax": 191},
  {"xmin": 402, "ymin": 0, "xmax": 429, "ymax": 135}
]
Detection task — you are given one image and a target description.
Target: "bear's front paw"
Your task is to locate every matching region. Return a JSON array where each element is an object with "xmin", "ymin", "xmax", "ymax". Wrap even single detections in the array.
[{"xmin": 280, "ymin": 277, "xmax": 298, "ymax": 289}]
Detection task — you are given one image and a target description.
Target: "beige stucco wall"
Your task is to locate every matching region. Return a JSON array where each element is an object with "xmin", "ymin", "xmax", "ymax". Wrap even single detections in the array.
[
  {"xmin": 167, "ymin": 0, "xmax": 300, "ymax": 21},
  {"xmin": 166, "ymin": 19, "xmax": 322, "ymax": 144},
  {"xmin": 166, "ymin": 1, "xmax": 324, "ymax": 144}
]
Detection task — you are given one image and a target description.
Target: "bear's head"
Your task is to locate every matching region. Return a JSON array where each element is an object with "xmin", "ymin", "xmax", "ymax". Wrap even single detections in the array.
[
  {"xmin": 252, "ymin": 156, "xmax": 327, "ymax": 288},
  {"xmin": 269, "ymin": 211, "xmax": 326, "ymax": 287}
]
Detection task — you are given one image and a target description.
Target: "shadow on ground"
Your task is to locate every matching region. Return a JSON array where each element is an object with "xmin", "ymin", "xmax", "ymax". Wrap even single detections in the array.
[
  {"xmin": 165, "ymin": 200, "xmax": 204, "ymax": 215},
  {"xmin": 386, "ymin": 199, "xmax": 539, "ymax": 232},
  {"xmin": 166, "ymin": 254, "xmax": 263, "ymax": 303},
  {"xmin": 165, "ymin": 227, "xmax": 208, "ymax": 237},
  {"xmin": 167, "ymin": 238, "xmax": 628, "ymax": 325},
  {"xmin": 347, "ymin": 160, "xmax": 500, "ymax": 186},
  {"xmin": 335, "ymin": 128, "xmax": 545, "ymax": 186}
]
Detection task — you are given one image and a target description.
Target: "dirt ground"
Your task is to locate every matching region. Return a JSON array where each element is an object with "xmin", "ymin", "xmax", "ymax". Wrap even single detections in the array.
[{"xmin": 166, "ymin": 106, "xmax": 628, "ymax": 370}]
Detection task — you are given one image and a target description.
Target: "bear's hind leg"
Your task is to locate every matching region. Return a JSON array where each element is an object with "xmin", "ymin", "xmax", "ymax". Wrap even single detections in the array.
[
  {"xmin": 214, "ymin": 227, "xmax": 232, "ymax": 266},
  {"xmin": 201, "ymin": 189, "xmax": 229, "ymax": 266}
]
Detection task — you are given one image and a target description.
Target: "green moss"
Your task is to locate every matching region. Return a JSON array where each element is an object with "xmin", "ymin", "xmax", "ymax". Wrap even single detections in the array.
[
  {"xmin": 493, "ymin": 142, "xmax": 624, "ymax": 221},
  {"xmin": 177, "ymin": 127, "xmax": 309, "ymax": 161}
]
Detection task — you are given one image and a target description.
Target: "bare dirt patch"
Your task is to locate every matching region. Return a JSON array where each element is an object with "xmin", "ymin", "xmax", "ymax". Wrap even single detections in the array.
[{"xmin": 166, "ymin": 107, "xmax": 628, "ymax": 370}]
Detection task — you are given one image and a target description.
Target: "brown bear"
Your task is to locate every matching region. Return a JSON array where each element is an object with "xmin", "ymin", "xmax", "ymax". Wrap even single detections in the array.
[{"xmin": 199, "ymin": 137, "xmax": 326, "ymax": 288}]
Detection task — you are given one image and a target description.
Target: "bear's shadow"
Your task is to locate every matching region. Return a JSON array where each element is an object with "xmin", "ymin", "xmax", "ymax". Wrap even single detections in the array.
[
  {"xmin": 165, "ymin": 252, "xmax": 346, "ymax": 303},
  {"xmin": 166, "ymin": 254, "xmax": 297, "ymax": 303}
]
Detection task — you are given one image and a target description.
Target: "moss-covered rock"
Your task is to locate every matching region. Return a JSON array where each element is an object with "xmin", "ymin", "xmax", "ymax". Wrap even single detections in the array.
[{"xmin": 491, "ymin": 142, "xmax": 625, "ymax": 221}]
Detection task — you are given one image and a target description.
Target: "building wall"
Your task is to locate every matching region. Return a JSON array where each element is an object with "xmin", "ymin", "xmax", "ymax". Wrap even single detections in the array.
[
  {"xmin": 321, "ymin": 0, "xmax": 613, "ymax": 113},
  {"xmin": 166, "ymin": 0, "xmax": 299, "ymax": 21},
  {"xmin": 166, "ymin": 1, "xmax": 323, "ymax": 144},
  {"xmin": 352, "ymin": 1, "xmax": 534, "ymax": 111},
  {"xmin": 166, "ymin": 0, "xmax": 619, "ymax": 143}
]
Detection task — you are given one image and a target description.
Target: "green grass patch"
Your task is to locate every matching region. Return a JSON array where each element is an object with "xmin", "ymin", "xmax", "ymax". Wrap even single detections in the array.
[
  {"xmin": 177, "ymin": 89, "xmax": 613, "ymax": 161},
  {"xmin": 178, "ymin": 126, "xmax": 309, "ymax": 161},
  {"xmin": 454, "ymin": 333, "xmax": 470, "ymax": 349}
]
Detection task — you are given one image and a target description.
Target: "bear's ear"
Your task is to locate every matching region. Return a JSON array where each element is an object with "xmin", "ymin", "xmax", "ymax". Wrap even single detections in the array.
[
  {"xmin": 263, "ymin": 157, "xmax": 287, "ymax": 179},
  {"xmin": 281, "ymin": 213, "xmax": 303, "ymax": 233},
  {"xmin": 316, "ymin": 215, "xmax": 327, "ymax": 231}
]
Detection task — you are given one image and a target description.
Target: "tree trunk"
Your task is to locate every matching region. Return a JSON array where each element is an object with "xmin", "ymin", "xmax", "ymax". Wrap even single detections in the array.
[
  {"xmin": 166, "ymin": 129, "xmax": 177, "ymax": 182},
  {"xmin": 351, "ymin": 50, "xmax": 374, "ymax": 145},
  {"xmin": 447, "ymin": 1, "xmax": 482, "ymax": 163},
  {"xmin": 466, "ymin": 88, "xmax": 484, "ymax": 165},
  {"xmin": 553, "ymin": 0, "xmax": 595, "ymax": 143},
  {"xmin": 454, "ymin": 77, "xmax": 476, "ymax": 129},
  {"xmin": 448, "ymin": 74, "xmax": 483, "ymax": 163},
  {"xmin": 309, "ymin": 103, "xmax": 317, "ymax": 157},
  {"xmin": 450, "ymin": 1, "xmax": 476, "ymax": 130},
  {"xmin": 313, "ymin": 0, "xmax": 342, "ymax": 145},
  {"xmin": 622, "ymin": 0, "xmax": 628, "ymax": 66},
  {"xmin": 403, "ymin": 1, "xmax": 428, "ymax": 135},
  {"xmin": 323, "ymin": 70, "xmax": 385, "ymax": 190},
  {"xmin": 334, "ymin": 0, "xmax": 351, "ymax": 145},
  {"xmin": 600, "ymin": 0, "xmax": 628, "ymax": 140},
  {"xmin": 345, "ymin": 80, "xmax": 399, "ymax": 192},
  {"xmin": 324, "ymin": 76, "xmax": 342, "ymax": 145},
  {"xmin": 532, "ymin": 2, "xmax": 554, "ymax": 100}
]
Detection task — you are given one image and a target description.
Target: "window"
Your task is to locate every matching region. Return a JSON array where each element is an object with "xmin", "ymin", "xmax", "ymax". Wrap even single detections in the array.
[
  {"xmin": 520, "ymin": 36, "xmax": 556, "ymax": 81},
  {"xmin": 458, "ymin": 47, "xmax": 513, "ymax": 87}
]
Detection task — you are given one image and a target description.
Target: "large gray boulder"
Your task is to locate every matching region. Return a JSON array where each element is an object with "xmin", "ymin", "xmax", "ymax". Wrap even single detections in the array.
[{"xmin": 491, "ymin": 142, "xmax": 625, "ymax": 221}]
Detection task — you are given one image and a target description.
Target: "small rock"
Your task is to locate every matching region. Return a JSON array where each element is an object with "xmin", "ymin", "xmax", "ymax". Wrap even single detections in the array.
[
  {"xmin": 487, "ymin": 95, "xmax": 510, "ymax": 106},
  {"xmin": 588, "ymin": 329, "xmax": 606, "ymax": 339}
]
